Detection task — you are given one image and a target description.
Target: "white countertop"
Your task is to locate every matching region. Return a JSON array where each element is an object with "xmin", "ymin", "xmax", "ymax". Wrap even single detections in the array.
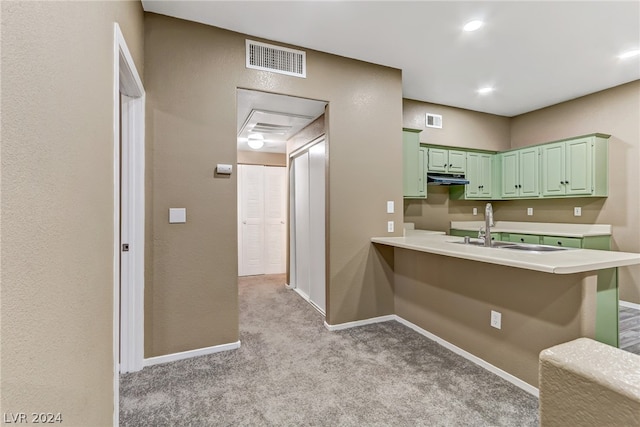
[
  {"xmin": 371, "ymin": 234, "xmax": 640, "ymax": 274},
  {"xmin": 450, "ymin": 221, "xmax": 612, "ymax": 237}
]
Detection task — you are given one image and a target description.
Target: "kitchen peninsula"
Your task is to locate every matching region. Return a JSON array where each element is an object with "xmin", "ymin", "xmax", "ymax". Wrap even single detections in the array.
[{"xmin": 371, "ymin": 233, "xmax": 640, "ymax": 390}]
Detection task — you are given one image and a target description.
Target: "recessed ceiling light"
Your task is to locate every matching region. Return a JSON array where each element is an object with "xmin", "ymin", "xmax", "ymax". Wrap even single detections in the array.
[
  {"xmin": 247, "ymin": 133, "xmax": 264, "ymax": 150},
  {"xmin": 618, "ymin": 49, "xmax": 640, "ymax": 59},
  {"xmin": 463, "ymin": 20, "xmax": 484, "ymax": 32},
  {"xmin": 477, "ymin": 87, "xmax": 494, "ymax": 95}
]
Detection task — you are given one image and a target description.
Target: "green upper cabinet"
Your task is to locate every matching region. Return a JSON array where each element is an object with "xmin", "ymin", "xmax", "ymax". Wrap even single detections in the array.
[
  {"xmin": 403, "ymin": 129, "xmax": 426, "ymax": 199},
  {"xmin": 427, "ymin": 148, "xmax": 466, "ymax": 174},
  {"xmin": 500, "ymin": 147, "xmax": 539, "ymax": 198},
  {"xmin": 465, "ymin": 152, "xmax": 493, "ymax": 199},
  {"xmin": 541, "ymin": 134, "xmax": 608, "ymax": 197}
]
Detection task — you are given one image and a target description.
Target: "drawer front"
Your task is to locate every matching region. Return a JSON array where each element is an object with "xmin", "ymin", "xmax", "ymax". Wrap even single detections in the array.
[
  {"xmin": 505, "ymin": 233, "xmax": 541, "ymax": 244},
  {"xmin": 542, "ymin": 236, "xmax": 582, "ymax": 248}
]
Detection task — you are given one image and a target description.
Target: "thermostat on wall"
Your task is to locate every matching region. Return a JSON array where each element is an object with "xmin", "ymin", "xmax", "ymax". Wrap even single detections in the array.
[{"xmin": 216, "ymin": 164, "xmax": 233, "ymax": 174}]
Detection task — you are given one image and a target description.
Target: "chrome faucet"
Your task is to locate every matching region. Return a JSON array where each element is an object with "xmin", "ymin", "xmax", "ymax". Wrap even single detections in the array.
[{"xmin": 484, "ymin": 202, "xmax": 494, "ymax": 247}]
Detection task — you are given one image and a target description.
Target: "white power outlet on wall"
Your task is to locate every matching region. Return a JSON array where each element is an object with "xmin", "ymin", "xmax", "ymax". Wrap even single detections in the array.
[{"xmin": 490, "ymin": 310, "xmax": 502, "ymax": 329}]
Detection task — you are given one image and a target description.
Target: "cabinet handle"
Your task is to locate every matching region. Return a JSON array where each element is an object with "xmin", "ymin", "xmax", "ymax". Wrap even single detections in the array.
[
  {"xmin": 515, "ymin": 185, "xmax": 518, "ymax": 188},
  {"xmin": 520, "ymin": 238, "xmax": 525, "ymax": 242},
  {"xmin": 518, "ymin": 185, "xmax": 522, "ymax": 189},
  {"xmin": 449, "ymin": 164, "xmax": 453, "ymax": 168},
  {"xmin": 557, "ymin": 241, "xmax": 562, "ymax": 246},
  {"xmin": 565, "ymin": 181, "xmax": 569, "ymax": 184}
]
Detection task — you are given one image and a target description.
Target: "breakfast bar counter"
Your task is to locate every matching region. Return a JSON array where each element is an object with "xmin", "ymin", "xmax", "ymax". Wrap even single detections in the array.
[
  {"xmin": 371, "ymin": 233, "xmax": 640, "ymax": 390},
  {"xmin": 371, "ymin": 234, "xmax": 640, "ymax": 274}
]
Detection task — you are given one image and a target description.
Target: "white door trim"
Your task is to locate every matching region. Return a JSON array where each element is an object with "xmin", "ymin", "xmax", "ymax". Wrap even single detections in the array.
[{"xmin": 113, "ymin": 22, "xmax": 145, "ymax": 426}]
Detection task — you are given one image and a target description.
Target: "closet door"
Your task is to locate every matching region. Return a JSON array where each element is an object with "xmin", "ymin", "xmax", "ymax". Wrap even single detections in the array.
[
  {"xmin": 293, "ymin": 152, "xmax": 311, "ymax": 298},
  {"xmin": 308, "ymin": 140, "xmax": 326, "ymax": 312},
  {"xmin": 264, "ymin": 167, "xmax": 286, "ymax": 274},
  {"xmin": 239, "ymin": 165, "xmax": 265, "ymax": 276}
]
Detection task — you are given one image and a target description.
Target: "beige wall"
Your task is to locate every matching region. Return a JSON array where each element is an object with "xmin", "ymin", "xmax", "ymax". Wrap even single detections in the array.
[
  {"xmin": 1, "ymin": 1, "xmax": 144, "ymax": 425},
  {"xmin": 403, "ymin": 82, "xmax": 640, "ymax": 303},
  {"xmin": 507, "ymin": 81, "xmax": 640, "ymax": 303},
  {"xmin": 402, "ymin": 99, "xmax": 512, "ymax": 233},
  {"xmin": 144, "ymin": 14, "xmax": 402, "ymax": 356}
]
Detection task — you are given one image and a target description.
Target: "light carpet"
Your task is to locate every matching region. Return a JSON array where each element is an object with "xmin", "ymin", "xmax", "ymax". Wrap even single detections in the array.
[{"xmin": 120, "ymin": 274, "xmax": 538, "ymax": 426}]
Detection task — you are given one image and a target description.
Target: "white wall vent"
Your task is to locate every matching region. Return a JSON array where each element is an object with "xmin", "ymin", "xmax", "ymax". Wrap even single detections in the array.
[
  {"xmin": 246, "ymin": 40, "xmax": 306, "ymax": 78},
  {"xmin": 426, "ymin": 113, "xmax": 443, "ymax": 129}
]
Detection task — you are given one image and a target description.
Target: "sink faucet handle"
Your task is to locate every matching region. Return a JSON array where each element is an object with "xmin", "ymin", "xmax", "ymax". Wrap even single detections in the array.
[{"xmin": 478, "ymin": 226, "xmax": 486, "ymax": 239}]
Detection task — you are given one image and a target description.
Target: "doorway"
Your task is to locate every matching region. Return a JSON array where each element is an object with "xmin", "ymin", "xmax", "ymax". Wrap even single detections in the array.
[
  {"xmin": 113, "ymin": 24, "xmax": 145, "ymax": 426},
  {"xmin": 236, "ymin": 89, "xmax": 327, "ymax": 313}
]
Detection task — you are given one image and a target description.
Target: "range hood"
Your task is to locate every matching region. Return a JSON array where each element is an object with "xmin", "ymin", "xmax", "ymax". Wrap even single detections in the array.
[{"xmin": 427, "ymin": 174, "xmax": 470, "ymax": 186}]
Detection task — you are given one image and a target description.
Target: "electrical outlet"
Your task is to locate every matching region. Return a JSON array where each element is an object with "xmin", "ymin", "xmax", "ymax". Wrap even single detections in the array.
[
  {"xmin": 387, "ymin": 201, "xmax": 394, "ymax": 214},
  {"xmin": 527, "ymin": 207, "xmax": 533, "ymax": 216},
  {"xmin": 574, "ymin": 207, "xmax": 582, "ymax": 217},
  {"xmin": 387, "ymin": 221, "xmax": 394, "ymax": 233},
  {"xmin": 473, "ymin": 207, "xmax": 478, "ymax": 216},
  {"xmin": 490, "ymin": 310, "xmax": 502, "ymax": 329}
]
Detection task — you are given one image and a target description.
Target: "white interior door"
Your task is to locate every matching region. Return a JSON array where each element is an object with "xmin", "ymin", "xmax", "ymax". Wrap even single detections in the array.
[
  {"xmin": 293, "ymin": 152, "xmax": 311, "ymax": 298},
  {"xmin": 239, "ymin": 165, "xmax": 265, "ymax": 276},
  {"xmin": 238, "ymin": 164, "xmax": 286, "ymax": 276},
  {"xmin": 308, "ymin": 140, "xmax": 326, "ymax": 312},
  {"xmin": 264, "ymin": 167, "xmax": 286, "ymax": 274}
]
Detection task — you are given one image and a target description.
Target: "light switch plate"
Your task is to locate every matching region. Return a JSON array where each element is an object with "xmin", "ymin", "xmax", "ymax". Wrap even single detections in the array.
[
  {"xmin": 169, "ymin": 208, "xmax": 186, "ymax": 223},
  {"xmin": 527, "ymin": 208, "xmax": 533, "ymax": 216},
  {"xmin": 387, "ymin": 201, "xmax": 394, "ymax": 214},
  {"xmin": 574, "ymin": 207, "xmax": 582, "ymax": 217},
  {"xmin": 473, "ymin": 207, "xmax": 478, "ymax": 216},
  {"xmin": 387, "ymin": 221, "xmax": 394, "ymax": 233}
]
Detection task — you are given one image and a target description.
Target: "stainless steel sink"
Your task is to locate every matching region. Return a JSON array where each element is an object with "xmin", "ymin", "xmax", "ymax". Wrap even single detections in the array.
[
  {"xmin": 498, "ymin": 244, "xmax": 568, "ymax": 252},
  {"xmin": 453, "ymin": 240, "xmax": 569, "ymax": 252},
  {"xmin": 453, "ymin": 240, "xmax": 518, "ymax": 248}
]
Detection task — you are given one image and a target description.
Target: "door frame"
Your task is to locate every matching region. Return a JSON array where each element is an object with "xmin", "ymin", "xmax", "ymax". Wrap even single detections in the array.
[{"xmin": 112, "ymin": 22, "xmax": 145, "ymax": 424}]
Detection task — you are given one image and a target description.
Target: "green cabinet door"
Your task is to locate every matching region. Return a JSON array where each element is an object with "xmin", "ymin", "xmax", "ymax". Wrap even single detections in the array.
[
  {"xmin": 565, "ymin": 137, "xmax": 592, "ymax": 195},
  {"xmin": 403, "ymin": 129, "xmax": 425, "ymax": 198},
  {"xmin": 418, "ymin": 147, "xmax": 426, "ymax": 198},
  {"xmin": 541, "ymin": 142, "xmax": 566, "ymax": 196},
  {"xmin": 479, "ymin": 154, "xmax": 493, "ymax": 198},
  {"xmin": 448, "ymin": 150, "xmax": 467, "ymax": 173},
  {"xmin": 427, "ymin": 148, "xmax": 448, "ymax": 172},
  {"xmin": 465, "ymin": 152, "xmax": 493, "ymax": 199},
  {"xmin": 500, "ymin": 151, "xmax": 519, "ymax": 198},
  {"xmin": 519, "ymin": 147, "xmax": 540, "ymax": 197},
  {"xmin": 465, "ymin": 152, "xmax": 481, "ymax": 198}
]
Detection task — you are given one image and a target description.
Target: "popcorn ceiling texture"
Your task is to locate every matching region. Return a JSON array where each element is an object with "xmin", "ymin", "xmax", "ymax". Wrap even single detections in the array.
[{"xmin": 120, "ymin": 275, "xmax": 538, "ymax": 426}]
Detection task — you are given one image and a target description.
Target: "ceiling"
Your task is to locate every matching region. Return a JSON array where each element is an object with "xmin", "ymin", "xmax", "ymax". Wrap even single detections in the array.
[{"xmin": 142, "ymin": 1, "xmax": 640, "ymax": 151}]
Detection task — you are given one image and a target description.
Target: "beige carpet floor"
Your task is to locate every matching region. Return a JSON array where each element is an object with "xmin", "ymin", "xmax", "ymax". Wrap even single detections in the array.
[{"xmin": 120, "ymin": 274, "xmax": 538, "ymax": 426}]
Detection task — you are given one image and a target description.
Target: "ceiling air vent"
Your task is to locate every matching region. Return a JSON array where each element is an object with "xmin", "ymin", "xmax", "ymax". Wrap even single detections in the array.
[
  {"xmin": 246, "ymin": 40, "xmax": 306, "ymax": 78},
  {"xmin": 426, "ymin": 113, "xmax": 443, "ymax": 129}
]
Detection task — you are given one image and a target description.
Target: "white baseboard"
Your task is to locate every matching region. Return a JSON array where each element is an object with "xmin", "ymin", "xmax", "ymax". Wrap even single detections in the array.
[
  {"xmin": 324, "ymin": 314, "xmax": 539, "ymax": 397},
  {"xmin": 620, "ymin": 300, "xmax": 640, "ymax": 311},
  {"xmin": 324, "ymin": 315, "xmax": 396, "ymax": 331},
  {"xmin": 393, "ymin": 316, "xmax": 539, "ymax": 397},
  {"xmin": 143, "ymin": 341, "xmax": 241, "ymax": 368}
]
